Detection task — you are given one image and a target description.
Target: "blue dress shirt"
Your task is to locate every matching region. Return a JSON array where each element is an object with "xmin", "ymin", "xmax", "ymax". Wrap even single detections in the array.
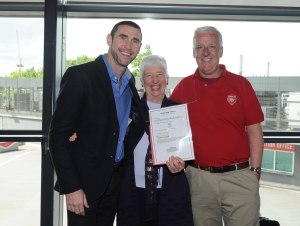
[{"xmin": 102, "ymin": 54, "xmax": 132, "ymax": 162}]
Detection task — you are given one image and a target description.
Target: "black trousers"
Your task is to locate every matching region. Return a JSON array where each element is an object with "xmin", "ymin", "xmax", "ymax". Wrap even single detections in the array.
[
  {"xmin": 67, "ymin": 165, "xmax": 124, "ymax": 226},
  {"xmin": 136, "ymin": 187, "xmax": 161, "ymax": 226}
]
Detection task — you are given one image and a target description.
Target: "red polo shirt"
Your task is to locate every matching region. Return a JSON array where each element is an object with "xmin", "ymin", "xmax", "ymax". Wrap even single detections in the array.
[{"xmin": 170, "ymin": 65, "xmax": 264, "ymax": 166}]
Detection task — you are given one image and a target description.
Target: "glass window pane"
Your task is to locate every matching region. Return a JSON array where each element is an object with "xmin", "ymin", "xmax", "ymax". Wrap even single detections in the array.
[
  {"xmin": 65, "ymin": 18, "xmax": 300, "ymax": 226},
  {"xmin": 0, "ymin": 17, "xmax": 43, "ymax": 130},
  {"xmin": 262, "ymin": 150, "xmax": 274, "ymax": 170},
  {"xmin": 0, "ymin": 142, "xmax": 41, "ymax": 225},
  {"xmin": 66, "ymin": 18, "xmax": 300, "ymax": 133},
  {"xmin": 275, "ymin": 151, "xmax": 293, "ymax": 172}
]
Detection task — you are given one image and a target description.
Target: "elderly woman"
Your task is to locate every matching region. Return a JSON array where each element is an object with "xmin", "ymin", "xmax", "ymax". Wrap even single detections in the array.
[{"xmin": 117, "ymin": 55, "xmax": 194, "ymax": 226}]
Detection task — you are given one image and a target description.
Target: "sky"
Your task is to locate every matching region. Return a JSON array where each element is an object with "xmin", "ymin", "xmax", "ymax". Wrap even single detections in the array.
[
  {"xmin": 1, "ymin": 17, "xmax": 300, "ymax": 77},
  {"xmin": 0, "ymin": 18, "xmax": 44, "ymax": 76}
]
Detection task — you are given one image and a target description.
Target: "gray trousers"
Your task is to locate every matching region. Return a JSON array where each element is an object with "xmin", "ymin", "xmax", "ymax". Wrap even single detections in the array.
[{"xmin": 185, "ymin": 166, "xmax": 260, "ymax": 226}]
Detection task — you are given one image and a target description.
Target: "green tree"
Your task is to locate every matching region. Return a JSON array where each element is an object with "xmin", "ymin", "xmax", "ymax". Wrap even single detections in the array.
[
  {"xmin": 66, "ymin": 55, "xmax": 95, "ymax": 68},
  {"xmin": 131, "ymin": 44, "xmax": 152, "ymax": 77},
  {"xmin": 9, "ymin": 67, "xmax": 43, "ymax": 78}
]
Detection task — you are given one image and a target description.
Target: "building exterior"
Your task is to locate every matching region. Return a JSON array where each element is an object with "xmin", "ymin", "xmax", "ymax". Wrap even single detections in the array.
[{"xmin": 2, "ymin": 76, "xmax": 299, "ymax": 188}]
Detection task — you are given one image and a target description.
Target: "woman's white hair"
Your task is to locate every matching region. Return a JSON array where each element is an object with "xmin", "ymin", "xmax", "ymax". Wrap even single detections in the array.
[{"xmin": 140, "ymin": 55, "xmax": 168, "ymax": 77}]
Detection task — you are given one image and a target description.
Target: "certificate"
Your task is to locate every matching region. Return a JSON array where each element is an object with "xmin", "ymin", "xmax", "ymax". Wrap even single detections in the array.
[{"xmin": 149, "ymin": 104, "xmax": 195, "ymax": 165}]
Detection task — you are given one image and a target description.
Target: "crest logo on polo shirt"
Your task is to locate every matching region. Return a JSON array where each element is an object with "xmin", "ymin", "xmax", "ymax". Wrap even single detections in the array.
[{"xmin": 227, "ymin": 95, "xmax": 237, "ymax": 106}]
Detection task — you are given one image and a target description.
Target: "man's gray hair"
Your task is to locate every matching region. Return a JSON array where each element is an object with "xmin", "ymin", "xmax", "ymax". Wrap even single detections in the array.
[{"xmin": 193, "ymin": 26, "xmax": 223, "ymax": 49}]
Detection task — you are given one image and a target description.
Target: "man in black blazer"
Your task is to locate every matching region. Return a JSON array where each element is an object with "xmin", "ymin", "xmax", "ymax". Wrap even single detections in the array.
[{"xmin": 48, "ymin": 21, "xmax": 143, "ymax": 226}]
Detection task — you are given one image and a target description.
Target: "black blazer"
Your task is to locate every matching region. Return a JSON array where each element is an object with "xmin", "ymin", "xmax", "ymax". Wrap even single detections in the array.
[
  {"xmin": 48, "ymin": 55, "xmax": 142, "ymax": 202},
  {"xmin": 117, "ymin": 95, "xmax": 194, "ymax": 226}
]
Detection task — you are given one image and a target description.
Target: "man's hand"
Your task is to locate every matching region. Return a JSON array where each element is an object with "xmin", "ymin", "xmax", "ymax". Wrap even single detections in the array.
[{"xmin": 66, "ymin": 189, "xmax": 89, "ymax": 216}]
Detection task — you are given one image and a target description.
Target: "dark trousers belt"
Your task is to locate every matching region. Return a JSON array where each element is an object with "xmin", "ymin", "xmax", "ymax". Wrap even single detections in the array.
[{"xmin": 191, "ymin": 161, "xmax": 249, "ymax": 173}]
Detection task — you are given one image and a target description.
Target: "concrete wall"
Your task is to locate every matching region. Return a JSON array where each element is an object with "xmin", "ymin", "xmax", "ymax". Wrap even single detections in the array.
[{"xmin": 0, "ymin": 114, "xmax": 41, "ymax": 130}]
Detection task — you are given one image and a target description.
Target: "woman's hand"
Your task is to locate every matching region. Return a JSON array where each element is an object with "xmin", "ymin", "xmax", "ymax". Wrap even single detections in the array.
[
  {"xmin": 166, "ymin": 156, "xmax": 185, "ymax": 173},
  {"xmin": 69, "ymin": 133, "xmax": 77, "ymax": 142}
]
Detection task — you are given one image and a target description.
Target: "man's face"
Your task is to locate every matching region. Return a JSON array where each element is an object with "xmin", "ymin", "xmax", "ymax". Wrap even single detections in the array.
[
  {"xmin": 107, "ymin": 25, "xmax": 142, "ymax": 68},
  {"xmin": 193, "ymin": 31, "xmax": 223, "ymax": 78}
]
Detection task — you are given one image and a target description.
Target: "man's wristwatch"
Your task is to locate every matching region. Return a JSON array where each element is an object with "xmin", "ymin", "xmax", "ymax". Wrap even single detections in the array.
[{"xmin": 250, "ymin": 167, "xmax": 261, "ymax": 175}]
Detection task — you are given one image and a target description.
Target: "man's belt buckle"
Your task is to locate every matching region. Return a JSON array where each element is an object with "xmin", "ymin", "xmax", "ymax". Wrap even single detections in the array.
[{"xmin": 209, "ymin": 166, "xmax": 222, "ymax": 173}]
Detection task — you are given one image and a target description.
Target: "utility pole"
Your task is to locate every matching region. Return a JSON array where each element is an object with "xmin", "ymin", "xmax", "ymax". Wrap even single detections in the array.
[
  {"xmin": 16, "ymin": 30, "xmax": 24, "ymax": 72},
  {"xmin": 239, "ymin": 54, "xmax": 243, "ymax": 75}
]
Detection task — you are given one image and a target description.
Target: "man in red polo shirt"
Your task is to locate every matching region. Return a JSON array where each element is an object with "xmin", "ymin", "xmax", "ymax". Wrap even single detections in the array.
[{"xmin": 170, "ymin": 26, "xmax": 264, "ymax": 226}]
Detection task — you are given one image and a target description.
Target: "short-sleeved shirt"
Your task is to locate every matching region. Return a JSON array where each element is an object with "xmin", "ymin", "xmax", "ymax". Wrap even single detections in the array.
[{"xmin": 170, "ymin": 64, "xmax": 264, "ymax": 166}]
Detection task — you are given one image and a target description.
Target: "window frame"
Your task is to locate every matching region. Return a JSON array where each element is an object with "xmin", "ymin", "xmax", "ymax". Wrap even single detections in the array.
[{"xmin": 1, "ymin": 1, "xmax": 300, "ymax": 226}]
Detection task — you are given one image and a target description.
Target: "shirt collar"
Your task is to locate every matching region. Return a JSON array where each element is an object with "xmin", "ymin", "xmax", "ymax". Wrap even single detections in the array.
[
  {"xmin": 192, "ymin": 64, "xmax": 227, "ymax": 80},
  {"xmin": 102, "ymin": 54, "xmax": 132, "ymax": 84}
]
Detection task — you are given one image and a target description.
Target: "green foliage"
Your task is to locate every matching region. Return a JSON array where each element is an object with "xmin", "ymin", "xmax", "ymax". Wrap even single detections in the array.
[
  {"xmin": 131, "ymin": 44, "xmax": 152, "ymax": 77},
  {"xmin": 1, "ymin": 88, "xmax": 14, "ymax": 109},
  {"xmin": 66, "ymin": 55, "xmax": 95, "ymax": 68},
  {"xmin": 8, "ymin": 67, "xmax": 43, "ymax": 78}
]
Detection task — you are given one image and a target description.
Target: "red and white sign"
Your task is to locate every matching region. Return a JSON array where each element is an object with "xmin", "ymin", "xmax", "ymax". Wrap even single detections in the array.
[{"xmin": 264, "ymin": 143, "xmax": 295, "ymax": 152}]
